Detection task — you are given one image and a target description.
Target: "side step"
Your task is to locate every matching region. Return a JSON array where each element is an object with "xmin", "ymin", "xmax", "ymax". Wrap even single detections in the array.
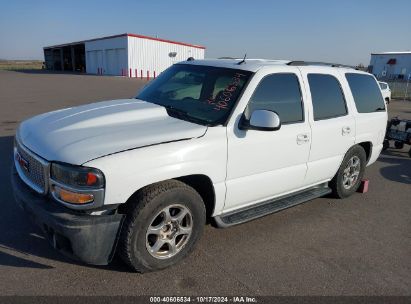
[{"xmin": 214, "ymin": 185, "xmax": 331, "ymax": 228}]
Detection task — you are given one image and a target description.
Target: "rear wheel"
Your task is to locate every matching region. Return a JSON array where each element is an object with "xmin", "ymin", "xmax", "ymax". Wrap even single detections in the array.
[
  {"xmin": 394, "ymin": 141, "xmax": 404, "ymax": 149},
  {"xmin": 330, "ymin": 145, "xmax": 366, "ymax": 198},
  {"xmin": 118, "ymin": 180, "xmax": 206, "ymax": 272}
]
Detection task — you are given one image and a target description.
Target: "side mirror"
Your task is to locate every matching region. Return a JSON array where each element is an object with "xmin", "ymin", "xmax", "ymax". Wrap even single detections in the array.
[{"xmin": 240, "ymin": 110, "xmax": 281, "ymax": 131}]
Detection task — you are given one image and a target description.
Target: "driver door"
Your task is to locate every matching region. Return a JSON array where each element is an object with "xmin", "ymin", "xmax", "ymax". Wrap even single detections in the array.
[{"xmin": 224, "ymin": 67, "xmax": 311, "ymax": 212}]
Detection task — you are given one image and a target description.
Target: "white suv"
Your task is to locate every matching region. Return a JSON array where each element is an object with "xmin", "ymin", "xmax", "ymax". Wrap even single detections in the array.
[
  {"xmin": 378, "ymin": 81, "xmax": 392, "ymax": 104},
  {"xmin": 12, "ymin": 59, "xmax": 387, "ymax": 272}
]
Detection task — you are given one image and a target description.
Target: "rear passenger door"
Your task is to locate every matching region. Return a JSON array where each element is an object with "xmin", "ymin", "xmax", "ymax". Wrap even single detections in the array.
[{"xmin": 300, "ymin": 68, "xmax": 356, "ymax": 185}]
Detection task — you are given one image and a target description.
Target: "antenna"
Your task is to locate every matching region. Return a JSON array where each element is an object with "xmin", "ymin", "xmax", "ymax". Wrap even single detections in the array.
[{"xmin": 237, "ymin": 53, "xmax": 247, "ymax": 65}]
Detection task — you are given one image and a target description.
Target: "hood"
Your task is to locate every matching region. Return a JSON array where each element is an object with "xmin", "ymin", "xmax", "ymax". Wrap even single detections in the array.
[{"xmin": 18, "ymin": 99, "xmax": 207, "ymax": 164}]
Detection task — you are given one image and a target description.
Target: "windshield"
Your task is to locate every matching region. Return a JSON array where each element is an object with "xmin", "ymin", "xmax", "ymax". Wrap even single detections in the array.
[{"xmin": 136, "ymin": 64, "xmax": 252, "ymax": 125}]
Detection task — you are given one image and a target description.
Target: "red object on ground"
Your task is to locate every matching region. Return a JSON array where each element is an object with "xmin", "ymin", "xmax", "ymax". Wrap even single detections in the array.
[
  {"xmin": 357, "ymin": 179, "xmax": 369, "ymax": 193},
  {"xmin": 147, "ymin": 70, "xmax": 149, "ymax": 80},
  {"xmin": 135, "ymin": 69, "xmax": 137, "ymax": 78},
  {"xmin": 129, "ymin": 68, "xmax": 132, "ymax": 77},
  {"xmin": 140, "ymin": 70, "xmax": 143, "ymax": 79}
]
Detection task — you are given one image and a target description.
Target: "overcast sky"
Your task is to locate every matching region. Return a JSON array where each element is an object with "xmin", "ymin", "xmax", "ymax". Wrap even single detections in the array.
[{"xmin": 1, "ymin": 0, "xmax": 410, "ymax": 65}]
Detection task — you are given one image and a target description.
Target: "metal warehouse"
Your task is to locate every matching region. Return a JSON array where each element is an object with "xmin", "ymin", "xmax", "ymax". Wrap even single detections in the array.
[
  {"xmin": 43, "ymin": 33, "xmax": 205, "ymax": 77},
  {"xmin": 369, "ymin": 51, "xmax": 411, "ymax": 80}
]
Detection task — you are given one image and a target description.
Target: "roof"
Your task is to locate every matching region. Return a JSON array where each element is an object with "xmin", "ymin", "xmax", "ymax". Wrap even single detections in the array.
[
  {"xmin": 179, "ymin": 58, "xmax": 291, "ymax": 72},
  {"xmin": 178, "ymin": 58, "xmax": 360, "ymax": 73},
  {"xmin": 371, "ymin": 51, "xmax": 411, "ymax": 55},
  {"xmin": 43, "ymin": 33, "xmax": 205, "ymax": 50}
]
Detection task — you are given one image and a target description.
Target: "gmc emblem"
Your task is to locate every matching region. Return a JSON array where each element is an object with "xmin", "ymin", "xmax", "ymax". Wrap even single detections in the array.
[{"xmin": 16, "ymin": 152, "xmax": 30, "ymax": 173}]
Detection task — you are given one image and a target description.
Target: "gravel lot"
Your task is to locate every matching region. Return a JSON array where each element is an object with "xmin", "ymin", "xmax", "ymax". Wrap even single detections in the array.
[{"xmin": 0, "ymin": 70, "xmax": 410, "ymax": 296}]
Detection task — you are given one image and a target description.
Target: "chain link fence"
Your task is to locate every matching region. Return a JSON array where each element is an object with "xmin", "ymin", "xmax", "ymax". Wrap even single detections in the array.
[{"xmin": 378, "ymin": 78, "xmax": 411, "ymax": 101}]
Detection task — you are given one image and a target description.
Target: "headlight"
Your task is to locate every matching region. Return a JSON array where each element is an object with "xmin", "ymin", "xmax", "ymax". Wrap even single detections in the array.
[
  {"xmin": 50, "ymin": 163, "xmax": 105, "ymax": 207},
  {"xmin": 50, "ymin": 163, "xmax": 105, "ymax": 188}
]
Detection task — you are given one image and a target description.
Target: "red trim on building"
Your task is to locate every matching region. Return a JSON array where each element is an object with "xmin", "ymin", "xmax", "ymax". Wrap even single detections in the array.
[
  {"xmin": 44, "ymin": 33, "xmax": 205, "ymax": 50},
  {"xmin": 126, "ymin": 33, "xmax": 205, "ymax": 49}
]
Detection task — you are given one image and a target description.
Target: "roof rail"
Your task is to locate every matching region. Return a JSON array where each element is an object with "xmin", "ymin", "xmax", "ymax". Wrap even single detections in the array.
[{"xmin": 287, "ymin": 61, "xmax": 357, "ymax": 69}]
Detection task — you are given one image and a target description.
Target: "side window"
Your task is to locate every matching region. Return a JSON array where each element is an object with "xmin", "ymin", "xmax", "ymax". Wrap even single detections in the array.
[
  {"xmin": 308, "ymin": 74, "xmax": 347, "ymax": 121},
  {"xmin": 379, "ymin": 82, "xmax": 387, "ymax": 90},
  {"xmin": 347, "ymin": 74, "xmax": 386, "ymax": 113},
  {"xmin": 247, "ymin": 73, "xmax": 303, "ymax": 124}
]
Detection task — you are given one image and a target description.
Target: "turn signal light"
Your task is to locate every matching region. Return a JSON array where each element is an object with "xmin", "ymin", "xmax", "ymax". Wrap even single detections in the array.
[{"xmin": 52, "ymin": 186, "xmax": 94, "ymax": 204}]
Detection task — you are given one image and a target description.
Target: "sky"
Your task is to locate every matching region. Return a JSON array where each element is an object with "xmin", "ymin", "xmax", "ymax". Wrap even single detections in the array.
[{"xmin": 0, "ymin": 0, "xmax": 410, "ymax": 65}]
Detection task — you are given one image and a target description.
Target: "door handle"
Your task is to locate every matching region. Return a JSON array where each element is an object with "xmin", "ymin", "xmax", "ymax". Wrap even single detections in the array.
[
  {"xmin": 297, "ymin": 134, "xmax": 310, "ymax": 145},
  {"xmin": 342, "ymin": 126, "xmax": 351, "ymax": 135}
]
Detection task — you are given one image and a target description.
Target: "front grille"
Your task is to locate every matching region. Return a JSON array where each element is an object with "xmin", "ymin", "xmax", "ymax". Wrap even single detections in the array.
[{"xmin": 15, "ymin": 140, "xmax": 48, "ymax": 194}]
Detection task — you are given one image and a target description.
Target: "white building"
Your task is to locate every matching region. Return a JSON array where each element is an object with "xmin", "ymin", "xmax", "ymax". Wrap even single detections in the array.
[
  {"xmin": 43, "ymin": 33, "xmax": 205, "ymax": 78},
  {"xmin": 369, "ymin": 51, "xmax": 411, "ymax": 80}
]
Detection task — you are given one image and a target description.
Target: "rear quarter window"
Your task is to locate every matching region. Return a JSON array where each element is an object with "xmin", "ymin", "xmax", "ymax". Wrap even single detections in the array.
[{"xmin": 346, "ymin": 74, "xmax": 386, "ymax": 113}]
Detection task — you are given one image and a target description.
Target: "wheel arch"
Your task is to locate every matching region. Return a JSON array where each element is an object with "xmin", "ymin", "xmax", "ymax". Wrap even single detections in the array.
[
  {"xmin": 357, "ymin": 141, "xmax": 372, "ymax": 163},
  {"xmin": 118, "ymin": 174, "xmax": 216, "ymax": 219}
]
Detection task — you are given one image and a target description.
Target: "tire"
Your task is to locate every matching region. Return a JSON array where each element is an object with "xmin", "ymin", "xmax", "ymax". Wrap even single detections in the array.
[
  {"xmin": 394, "ymin": 141, "xmax": 404, "ymax": 149},
  {"xmin": 330, "ymin": 145, "xmax": 366, "ymax": 199},
  {"xmin": 382, "ymin": 139, "xmax": 389, "ymax": 151},
  {"xmin": 118, "ymin": 180, "xmax": 206, "ymax": 272}
]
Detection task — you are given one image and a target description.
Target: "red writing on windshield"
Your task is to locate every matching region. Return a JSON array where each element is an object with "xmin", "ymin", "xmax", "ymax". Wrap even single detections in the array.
[{"xmin": 207, "ymin": 73, "xmax": 247, "ymax": 111}]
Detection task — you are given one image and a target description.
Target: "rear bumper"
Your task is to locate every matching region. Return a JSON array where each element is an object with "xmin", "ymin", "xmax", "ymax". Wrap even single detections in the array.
[{"xmin": 11, "ymin": 166, "xmax": 124, "ymax": 265}]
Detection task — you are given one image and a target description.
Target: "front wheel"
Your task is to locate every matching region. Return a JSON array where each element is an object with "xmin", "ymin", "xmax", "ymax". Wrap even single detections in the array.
[
  {"xmin": 330, "ymin": 145, "xmax": 366, "ymax": 198},
  {"xmin": 118, "ymin": 180, "xmax": 206, "ymax": 272}
]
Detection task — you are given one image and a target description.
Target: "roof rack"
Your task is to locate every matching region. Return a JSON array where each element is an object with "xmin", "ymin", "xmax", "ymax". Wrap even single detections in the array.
[{"xmin": 287, "ymin": 61, "xmax": 357, "ymax": 69}]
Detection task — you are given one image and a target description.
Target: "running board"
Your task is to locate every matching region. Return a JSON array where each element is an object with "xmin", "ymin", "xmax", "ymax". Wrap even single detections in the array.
[{"xmin": 214, "ymin": 185, "xmax": 332, "ymax": 228}]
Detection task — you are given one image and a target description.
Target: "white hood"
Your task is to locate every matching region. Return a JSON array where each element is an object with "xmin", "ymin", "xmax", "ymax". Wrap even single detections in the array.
[{"xmin": 18, "ymin": 99, "xmax": 207, "ymax": 164}]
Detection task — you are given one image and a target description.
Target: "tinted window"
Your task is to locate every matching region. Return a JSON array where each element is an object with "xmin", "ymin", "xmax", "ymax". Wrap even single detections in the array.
[
  {"xmin": 379, "ymin": 82, "xmax": 387, "ymax": 90},
  {"xmin": 346, "ymin": 74, "xmax": 386, "ymax": 113},
  {"xmin": 247, "ymin": 73, "xmax": 303, "ymax": 123},
  {"xmin": 308, "ymin": 74, "xmax": 347, "ymax": 120}
]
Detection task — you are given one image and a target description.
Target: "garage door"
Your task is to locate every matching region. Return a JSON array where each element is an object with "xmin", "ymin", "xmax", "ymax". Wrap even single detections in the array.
[
  {"xmin": 106, "ymin": 48, "xmax": 126, "ymax": 75},
  {"xmin": 86, "ymin": 50, "xmax": 103, "ymax": 74}
]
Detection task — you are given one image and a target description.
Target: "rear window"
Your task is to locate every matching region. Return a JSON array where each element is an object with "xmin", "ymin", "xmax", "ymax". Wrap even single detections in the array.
[
  {"xmin": 308, "ymin": 74, "xmax": 347, "ymax": 121},
  {"xmin": 346, "ymin": 74, "xmax": 386, "ymax": 113},
  {"xmin": 379, "ymin": 82, "xmax": 388, "ymax": 90}
]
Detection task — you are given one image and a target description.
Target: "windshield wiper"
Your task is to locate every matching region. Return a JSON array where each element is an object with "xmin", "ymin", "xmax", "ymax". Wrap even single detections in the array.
[
  {"xmin": 163, "ymin": 105, "xmax": 209, "ymax": 126},
  {"xmin": 375, "ymin": 107, "xmax": 386, "ymax": 112}
]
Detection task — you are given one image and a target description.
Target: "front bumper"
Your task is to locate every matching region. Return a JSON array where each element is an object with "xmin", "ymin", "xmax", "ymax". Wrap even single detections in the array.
[{"xmin": 11, "ymin": 166, "xmax": 125, "ymax": 265}]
